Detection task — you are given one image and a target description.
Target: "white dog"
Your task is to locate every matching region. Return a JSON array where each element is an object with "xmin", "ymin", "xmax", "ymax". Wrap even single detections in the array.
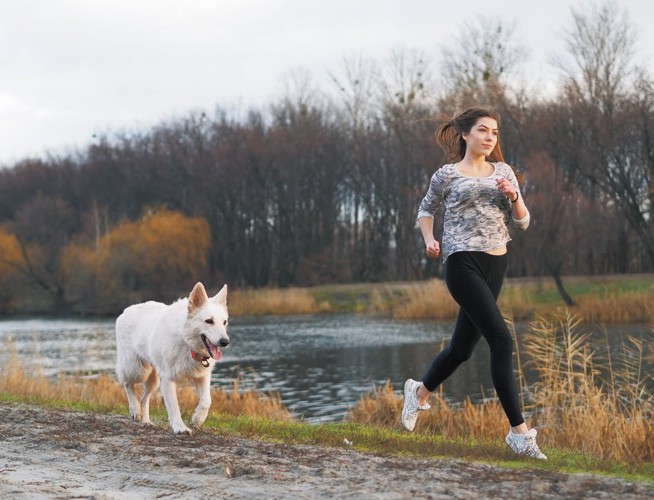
[{"xmin": 115, "ymin": 282, "xmax": 229, "ymax": 434}]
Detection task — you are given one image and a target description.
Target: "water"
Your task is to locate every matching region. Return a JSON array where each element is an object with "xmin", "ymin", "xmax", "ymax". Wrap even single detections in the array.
[{"xmin": 0, "ymin": 315, "xmax": 650, "ymax": 423}]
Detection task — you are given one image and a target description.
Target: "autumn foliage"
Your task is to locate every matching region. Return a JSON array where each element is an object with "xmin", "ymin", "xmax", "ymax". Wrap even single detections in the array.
[{"xmin": 0, "ymin": 209, "xmax": 210, "ymax": 314}]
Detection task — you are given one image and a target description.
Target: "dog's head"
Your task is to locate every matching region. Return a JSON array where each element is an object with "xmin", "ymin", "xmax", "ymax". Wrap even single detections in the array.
[{"xmin": 184, "ymin": 282, "xmax": 230, "ymax": 362}]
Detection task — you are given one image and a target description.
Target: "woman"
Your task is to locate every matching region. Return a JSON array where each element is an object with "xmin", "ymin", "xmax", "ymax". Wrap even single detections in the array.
[{"xmin": 401, "ymin": 106, "xmax": 546, "ymax": 459}]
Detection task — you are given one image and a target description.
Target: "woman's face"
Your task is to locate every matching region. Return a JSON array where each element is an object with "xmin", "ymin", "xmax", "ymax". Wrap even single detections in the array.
[{"xmin": 463, "ymin": 117, "xmax": 498, "ymax": 158}]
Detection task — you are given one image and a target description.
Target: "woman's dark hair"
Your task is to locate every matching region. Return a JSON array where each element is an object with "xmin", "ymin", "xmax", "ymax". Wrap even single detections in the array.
[{"xmin": 435, "ymin": 106, "xmax": 504, "ymax": 163}]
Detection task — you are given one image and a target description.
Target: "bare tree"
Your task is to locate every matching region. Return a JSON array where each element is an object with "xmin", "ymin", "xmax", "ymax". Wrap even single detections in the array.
[
  {"xmin": 439, "ymin": 16, "xmax": 527, "ymax": 109},
  {"xmin": 329, "ymin": 55, "xmax": 379, "ymax": 131},
  {"xmin": 557, "ymin": 0, "xmax": 635, "ymax": 115},
  {"xmin": 552, "ymin": 0, "xmax": 654, "ymax": 266}
]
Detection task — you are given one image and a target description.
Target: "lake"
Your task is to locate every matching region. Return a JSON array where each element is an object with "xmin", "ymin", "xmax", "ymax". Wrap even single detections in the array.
[{"xmin": 0, "ymin": 315, "xmax": 649, "ymax": 423}]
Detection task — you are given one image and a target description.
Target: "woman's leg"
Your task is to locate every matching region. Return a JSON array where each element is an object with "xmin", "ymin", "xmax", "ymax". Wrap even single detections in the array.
[
  {"xmin": 443, "ymin": 252, "xmax": 524, "ymax": 427},
  {"xmin": 418, "ymin": 252, "xmax": 524, "ymax": 426},
  {"xmin": 421, "ymin": 307, "xmax": 481, "ymax": 392}
]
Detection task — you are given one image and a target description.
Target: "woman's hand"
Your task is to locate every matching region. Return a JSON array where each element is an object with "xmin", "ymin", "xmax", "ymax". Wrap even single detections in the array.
[
  {"xmin": 496, "ymin": 177, "xmax": 517, "ymax": 202},
  {"xmin": 425, "ymin": 239, "xmax": 440, "ymax": 259}
]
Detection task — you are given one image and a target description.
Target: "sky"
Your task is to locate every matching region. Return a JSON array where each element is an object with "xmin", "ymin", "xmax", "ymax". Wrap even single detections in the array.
[{"xmin": 1, "ymin": 0, "xmax": 653, "ymax": 166}]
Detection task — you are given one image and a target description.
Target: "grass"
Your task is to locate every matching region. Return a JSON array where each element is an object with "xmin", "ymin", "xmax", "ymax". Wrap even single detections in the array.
[
  {"xmin": 1, "ymin": 309, "xmax": 652, "ymax": 482},
  {"xmin": 240, "ymin": 274, "xmax": 654, "ymax": 323},
  {"xmin": 0, "ymin": 342, "xmax": 293, "ymax": 421},
  {"xmin": 202, "ymin": 415, "xmax": 654, "ymax": 482}
]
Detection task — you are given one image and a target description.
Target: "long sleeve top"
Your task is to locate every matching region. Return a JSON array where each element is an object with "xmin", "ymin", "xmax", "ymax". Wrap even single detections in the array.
[{"xmin": 417, "ymin": 162, "xmax": 530, "ymax": 261}]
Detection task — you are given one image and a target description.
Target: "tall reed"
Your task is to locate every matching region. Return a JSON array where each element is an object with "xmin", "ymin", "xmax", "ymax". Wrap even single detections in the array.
[
  {"xmin": 523, "ymin": 313, "xmax": 653, "ymax": 462},
  {"xmin": 347, "ymin": 311, "xmax": 653, "ymax": 463}
]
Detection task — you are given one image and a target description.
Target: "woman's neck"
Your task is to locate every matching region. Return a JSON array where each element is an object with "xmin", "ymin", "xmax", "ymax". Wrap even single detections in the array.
[{"xmin": 458, "ymin": 154, "xmax": 488, "ymax": 170}]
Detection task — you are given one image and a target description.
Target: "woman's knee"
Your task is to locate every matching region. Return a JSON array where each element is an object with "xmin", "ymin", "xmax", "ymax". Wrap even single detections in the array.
[
  {"xmin": 488, "ymin": 334, "xmax": 514, "ymax": 356},
  {"xmin": 449, "ymin": 344, "xmax": 476, "ymax": 364}
]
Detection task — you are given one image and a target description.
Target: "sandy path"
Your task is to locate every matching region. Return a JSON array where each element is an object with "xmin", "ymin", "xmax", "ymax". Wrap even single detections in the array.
[{"xmin": 0, "ymin": 403, "xmax": 651, "ymax": 499}]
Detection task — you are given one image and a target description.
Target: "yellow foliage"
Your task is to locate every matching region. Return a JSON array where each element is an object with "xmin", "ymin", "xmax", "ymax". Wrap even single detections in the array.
[
  {"xmin": 0, "ymin": 227, "xmax": 25, "ymax": 271},
  {"xmin": 61, "ymin": 243, "xmax": 100, "ymax": 303},
  {"xmin": 0, "ymin": 228, "xmax": 27, "ymax": 309},
  {"xmin": 95, "ymin": 208, "xmax": 211, "ymax": 299}
]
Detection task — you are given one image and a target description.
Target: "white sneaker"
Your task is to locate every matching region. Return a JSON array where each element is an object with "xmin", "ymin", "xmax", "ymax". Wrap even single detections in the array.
[
  {"xmin": 505, "ymin": 428, "xmax": 547, "ymax": 460},
  {"xmin": 401, "ymin": 379, "xmax": 431, "ymax": 432}
]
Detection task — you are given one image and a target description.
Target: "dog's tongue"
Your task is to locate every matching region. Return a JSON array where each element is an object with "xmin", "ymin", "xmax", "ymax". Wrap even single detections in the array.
[{"xmin": 209, "ymin": 344, "xmax": 222, "ymax": 361}]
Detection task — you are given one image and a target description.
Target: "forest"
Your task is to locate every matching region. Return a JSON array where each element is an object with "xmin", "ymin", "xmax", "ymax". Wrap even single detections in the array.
[{"xmin": 0, "ymin": 2, "xmax": 653, "ymax": 315}]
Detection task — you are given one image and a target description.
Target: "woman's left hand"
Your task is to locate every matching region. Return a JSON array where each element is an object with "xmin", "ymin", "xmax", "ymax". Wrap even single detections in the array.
[{"xmin": 496, "ymin": 178, "xmax": 517, "ymax": 202}]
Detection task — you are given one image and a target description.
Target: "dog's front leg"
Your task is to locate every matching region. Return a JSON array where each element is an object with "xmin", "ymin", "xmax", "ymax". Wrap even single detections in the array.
[
  {"xmin": 191, "ymin": 375, "xmax": 212, "ymax": 428},
  {"xmin": 159, "ymin": 378, "xmax": 192, "ymax": 434}
]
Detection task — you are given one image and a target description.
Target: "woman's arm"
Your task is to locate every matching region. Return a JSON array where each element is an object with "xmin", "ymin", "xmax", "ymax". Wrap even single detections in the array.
[
  {"xmin": 417, "ymin": 169, "xmax": 446, "ymax": 258},
  {"xmin": 496, "ymin": 166, "xmax": 530, "ymax": 231},
  {"xmin": 418, "ymin": 216, "xmax": 440, "ymax": 259}
]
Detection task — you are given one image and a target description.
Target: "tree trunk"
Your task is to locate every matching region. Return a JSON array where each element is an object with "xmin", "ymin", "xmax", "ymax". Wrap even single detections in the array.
[{"xmin": 551, "ymin": 270, "xmax": 576, "ymax": 306}]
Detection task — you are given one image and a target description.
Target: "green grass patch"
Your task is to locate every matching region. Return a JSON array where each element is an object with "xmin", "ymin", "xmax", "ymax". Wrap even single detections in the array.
[
  {"xmin": 202, "ymin": 412, "xmax": 654, "ymax": 483},
  {"xmin": 528, "ymin": 276, "xmax": 654, "ymax": 304}
]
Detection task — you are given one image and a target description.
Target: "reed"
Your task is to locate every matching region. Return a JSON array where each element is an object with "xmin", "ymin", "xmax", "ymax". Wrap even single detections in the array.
[
  {"xmin": 574, "ymin": 289, "xmax": 654, "ymax": 323},
  {"xmin": 229, "ymin": 287, "xmax": 328, "ymax": 316},
  {"xmin": 391, "ymin": 280, "xmax": 459, "ymax": 320},
  {"xmin": 522, "ymin": 313, "xmax": 653, "ymax": 462},
  {"xmin": 0, "ymin": 341, "xmax": 292, "ymax": 421},
  {"xmin": 346, "ymin": 311, "xmax": 653, "ymax": 464},
  {"xmin": 383, "ymin": 277, "xmax": 654, "ymax": 323}
]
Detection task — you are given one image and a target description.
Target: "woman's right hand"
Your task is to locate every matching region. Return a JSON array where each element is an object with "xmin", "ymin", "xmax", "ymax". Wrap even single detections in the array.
[{"xmin": 425, "ymin": 239, "xmax": 441, "ymax": 259}]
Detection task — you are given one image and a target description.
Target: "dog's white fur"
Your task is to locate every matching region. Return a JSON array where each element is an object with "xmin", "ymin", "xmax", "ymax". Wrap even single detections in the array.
[{"xmin": 115, "ymin": 282, "xmax": 229, "ymax": 434}]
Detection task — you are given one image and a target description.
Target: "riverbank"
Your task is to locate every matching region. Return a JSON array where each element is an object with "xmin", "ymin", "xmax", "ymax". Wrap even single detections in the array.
[
  {"xmin": 3, "ymin": 273, "xmax": 654, "ymax": 323},
  {"xmin": 222, "ymin": 273, "xmax": 654, "ymax": 324},
  {"xmin": 0, "ymin": 402, "xmax": 652, "ymax": 499}
]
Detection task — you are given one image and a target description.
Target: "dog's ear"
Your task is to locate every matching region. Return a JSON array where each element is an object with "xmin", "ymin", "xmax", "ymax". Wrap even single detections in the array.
[
  {"xmin": 214, "ymin": 284, "xmax": 228, "ymax": 307},
  {"xmin": 188, "ymin": 282, "xmax": 209, "ymax": 312}
]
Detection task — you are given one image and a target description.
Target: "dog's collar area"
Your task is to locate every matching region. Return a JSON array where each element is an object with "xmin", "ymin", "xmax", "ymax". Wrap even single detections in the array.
[{"xmin": 190, "ymin": 350, "xmax": 210, "ymax": 368}]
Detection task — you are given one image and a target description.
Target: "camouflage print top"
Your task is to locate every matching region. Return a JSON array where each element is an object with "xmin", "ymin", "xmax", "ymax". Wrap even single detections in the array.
[{"xmin": 417, "ymin": 162, "xmax": 530, "ymax": 262}]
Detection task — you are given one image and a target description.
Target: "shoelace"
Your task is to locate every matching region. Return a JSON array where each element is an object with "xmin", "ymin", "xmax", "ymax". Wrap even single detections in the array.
[
  {"xmin": 524, "ymin": 436, "xmax": 543, "ymax": 457},
  {"xmin": 407, "ymin": 407, "xmax": 420, "ymax": 419}
]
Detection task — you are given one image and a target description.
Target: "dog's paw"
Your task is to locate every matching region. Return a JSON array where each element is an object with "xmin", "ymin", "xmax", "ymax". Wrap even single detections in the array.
[
  {"xmin": 129, "ymin": 411, "xmax": 143, "ymax": 423},
  {"xmin": 191, "ymin": 412, "xmax": 208, "ymax": 428},
  {"xmin": 191, "ymin": 419, "xmax": 205, "ymax": 428},
  {"xmin": 172, "ymin": 424, "xmax": 193, "ymax": 435}
]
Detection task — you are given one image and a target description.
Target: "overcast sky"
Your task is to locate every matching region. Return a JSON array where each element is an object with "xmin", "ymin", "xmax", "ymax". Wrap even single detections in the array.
[{"xmin": 1, "ymin": 0, "xmax": 653, "ymax": 166}]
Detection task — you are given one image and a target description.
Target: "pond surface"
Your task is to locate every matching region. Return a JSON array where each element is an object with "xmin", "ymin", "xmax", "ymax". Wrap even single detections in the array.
[{"xmin": 0, "ymin": 315, "xmax": 650, "ymax": 423}]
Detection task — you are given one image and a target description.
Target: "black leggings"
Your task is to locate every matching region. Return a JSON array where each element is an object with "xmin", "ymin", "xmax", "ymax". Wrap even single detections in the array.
[{"xmin": 422, "ymin": 251, "xmax": 524, "ymax": 427}]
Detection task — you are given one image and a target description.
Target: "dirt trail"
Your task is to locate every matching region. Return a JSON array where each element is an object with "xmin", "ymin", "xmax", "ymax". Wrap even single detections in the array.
[{"xmin": 0, "ymin": 403, "xmax": 651, "ymax": 499}]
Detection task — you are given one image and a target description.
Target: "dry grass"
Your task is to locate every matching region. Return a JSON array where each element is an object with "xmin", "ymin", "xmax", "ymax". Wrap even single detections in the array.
[
  {"xmin": 347, "ymin": 311, "xmax": 654, "ymax": 464},
  {"xmin": 379, "ymin": 277, "xmax": 654, "ymax": 323},
  {"xmin": 390, "ymin": 280, "xmax": 459, "ymax": 320},
  {"xmin": 347, "ymin": 381, "xmax": 509, "ymax": 440},
  {"xmin": 0, "ymin": 342, "xmax": 292, "ymax": 421},
  {"xmin": 574, "ymin": 290, "xmax": 654, "ymax": 323},
  {"xmin": 222, "ymin": 275, "xmax": 654, "ymax": 322},
  {"xmin": 229, "ymin": 287, "xmax": 329, "ymax": 316}
]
